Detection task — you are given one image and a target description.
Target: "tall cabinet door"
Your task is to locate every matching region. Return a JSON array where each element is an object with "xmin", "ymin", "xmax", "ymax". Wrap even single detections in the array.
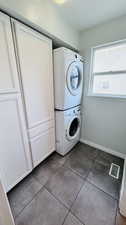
[
  {"xmin": 0, "ymin": 94, "xmax": 32, "ymax": 192},
  {"xmin": 0, "ymin": 12, "xmax": 32, "ymax": 192},
  {"xmin": 0, "ymin": 12, "xmax": 19, "ymax": 94},
  {"xmin": 13, "ymin": 21, "xmax": 55, "ymax": 167}
]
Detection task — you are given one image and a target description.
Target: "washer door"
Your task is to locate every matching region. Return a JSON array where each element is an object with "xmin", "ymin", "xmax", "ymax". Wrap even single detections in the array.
[
  {"xmin": 66, "ymin": 116, "xmax": 80, "ymax": 141},
  {"xmin": 67, "ymin": 62, "xmax": 82, "ymax": 96}
]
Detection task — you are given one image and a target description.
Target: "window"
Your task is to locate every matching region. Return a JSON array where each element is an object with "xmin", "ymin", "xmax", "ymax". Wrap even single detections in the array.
[{"xmin": 90, "ymin": 41, "xmax": 126, "ymax": 97}]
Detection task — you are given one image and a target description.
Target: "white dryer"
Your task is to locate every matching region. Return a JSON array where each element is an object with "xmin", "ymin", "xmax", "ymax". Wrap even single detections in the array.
[
  {"xmin": 53, "ymin": 47, "xmax": 83, "ymax": 110},
  {"xmin": 55, "ymin": 106, "xmax": 81, "ymax": 156}
]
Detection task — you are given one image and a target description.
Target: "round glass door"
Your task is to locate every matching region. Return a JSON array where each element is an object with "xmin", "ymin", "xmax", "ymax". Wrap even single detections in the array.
[
  {"xmin": 70, "ymin": 66, "xmax": 80, "ymax": 90},
  {"xmin": 66, "ymin": 117, "xmax": 80, "ymax": 140},
  {"xmin": 67, "ymin": 62, "xmax": 81, "ymax": 96}
]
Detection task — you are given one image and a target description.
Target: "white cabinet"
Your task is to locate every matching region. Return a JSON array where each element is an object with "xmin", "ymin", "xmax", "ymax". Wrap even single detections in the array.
[
  {"xmin": 13, "ymin": 23, "xmax": 54, "ymax": 129},
  {"xmin": 0, "ymin": 12, "xmax": 32, "ymax": 192},
  {"xmin": 0, "ymin": 94, "xmax": 32, "ymax": 192},
  {"xmin": 0, "ymin": 11, "xmax": 55, "ymax": 191},
  {"xmin": 0, "ymin": 12, "xmax": 19, "ymax": 94},
  {"xmin": 13, "ymin": 21, "xmax": 55, "ymax": 167}
]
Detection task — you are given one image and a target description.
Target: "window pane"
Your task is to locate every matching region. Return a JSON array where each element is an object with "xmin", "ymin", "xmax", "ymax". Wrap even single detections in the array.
[
  {"xmin": 93, "ymin": 74, "xmax": 126, "ymax": 95},
  {"xmin": 93, "ymin": 44, "xmax": 126, "ymax": 72}
]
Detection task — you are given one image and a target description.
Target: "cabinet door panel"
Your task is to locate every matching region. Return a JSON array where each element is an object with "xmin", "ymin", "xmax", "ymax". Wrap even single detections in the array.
[
  {"xmin": 0, "ymin": 12, "xmax": 19, "ymax": 93},
  {"xmin": 0, "ymin": 95, "xmax": 32, "ymax": 192},
  {"xmin": 30, "ymin": 127, "xmax": 55, "ymax": 167},
  {"xmin": 14, "ymin": 22, "xmax": 54, "ymax": 129}
]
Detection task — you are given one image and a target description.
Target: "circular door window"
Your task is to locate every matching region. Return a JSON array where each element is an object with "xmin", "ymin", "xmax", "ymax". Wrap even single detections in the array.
[
  {"xmin": 67, "ymin": 62, "xmax": 81, "ymax": 96},
  {"xmin": 66, "ymin": 117, "xmax": 80, "ymax": 141}
]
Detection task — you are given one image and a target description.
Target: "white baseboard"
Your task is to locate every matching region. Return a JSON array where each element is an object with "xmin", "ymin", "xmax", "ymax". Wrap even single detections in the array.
[{"xmin": 80, "ymin": 138, "xmax": 125, "ymax": 159}]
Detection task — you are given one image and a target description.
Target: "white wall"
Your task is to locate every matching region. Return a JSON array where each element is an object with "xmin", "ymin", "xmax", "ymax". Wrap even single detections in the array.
[
  {"xmin": 80, "ymin": 15, "xmax": 126, "ymax": 156},
  {"xmin": 120, "ymin": 160, "xmax": 126, "ymax": 216},
  {"xmin": 0, "ymin": 0, "xmax": 79, "ymax": 49}
]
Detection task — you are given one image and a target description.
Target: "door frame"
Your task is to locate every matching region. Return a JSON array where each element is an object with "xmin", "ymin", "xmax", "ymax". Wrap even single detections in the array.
[
  {"xmin": 0, "ymin": 180, "xmax": 15, "ymax": 225},
  {"xmin": 119, "ymin": 159, "xmax": 126, "ymax": 217}
]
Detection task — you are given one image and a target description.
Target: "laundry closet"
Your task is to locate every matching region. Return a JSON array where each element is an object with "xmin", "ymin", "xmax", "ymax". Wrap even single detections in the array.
[{"xmin": 0, "ymin": 11, "xmax": 55, "ymax": 192}]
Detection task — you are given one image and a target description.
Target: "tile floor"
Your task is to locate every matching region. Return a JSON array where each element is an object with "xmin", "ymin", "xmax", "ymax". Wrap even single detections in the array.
[{"xmin": 8, "ymin": 142, "xmax": 126, "ymax": 225}]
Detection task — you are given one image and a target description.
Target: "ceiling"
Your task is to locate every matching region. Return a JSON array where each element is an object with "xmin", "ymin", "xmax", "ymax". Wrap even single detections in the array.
[{"xmin": 51, "ymin": 0, "xmax": 126, "ymax": 31}]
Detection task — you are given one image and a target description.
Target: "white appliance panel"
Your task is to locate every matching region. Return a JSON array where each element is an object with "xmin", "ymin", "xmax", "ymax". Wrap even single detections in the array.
[{"xmin": 54, "ymin": 47, "xmax": 83, "ymax": 110}]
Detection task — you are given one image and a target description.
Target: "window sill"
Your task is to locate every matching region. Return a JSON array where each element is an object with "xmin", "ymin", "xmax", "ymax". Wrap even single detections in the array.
[{"xmin": 87, "ymin": 94, "xmax": 126, "ymax": 99}]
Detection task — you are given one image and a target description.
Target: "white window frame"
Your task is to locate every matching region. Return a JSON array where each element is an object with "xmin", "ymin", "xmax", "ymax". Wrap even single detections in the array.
[{"xmin": 88, "ymin": 39, "xmax": 126, "ymax": 99}]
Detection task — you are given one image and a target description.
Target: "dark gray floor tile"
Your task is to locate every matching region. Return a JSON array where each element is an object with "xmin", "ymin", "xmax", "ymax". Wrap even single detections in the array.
[
  {"xmin": 63, "ymin": 143, "xmax": 99, "ymax": 178},
  {"xmin": 45, "ymin": 167, "xmax": 84, "ymax": 208},
  {"xmin": 63, "ymin": 212, "xmax": 84, "ymax": 225},
  {"xmin": 96, "ymin": 151, "xmax": 124, "ymax": 184},
  {"xmin": 96, "ymin": 151, "xmax": 124, "ymax": 168},
  {"xmin": 8, "ymin": 175, "xmax": 42, "ymax": 218},
  {"xmin": 116, "ymin": 211, "xmax": 126, "ymax": 225},
  {"xmin": 71, "ymin": 142, "xmax": 99, "ymax": 160},
  {"xmin": 87, "ymin": 161, "xmax": 120, "ymax": 199},
  {"xmin": 64, "ymin": 154, "xmax": 93, "ymax": 178},
  {"xmin": 32, "ymin": 152, "xmax": 67, "ymax": 186},
  {"xmin": 71, "ymin": 181, "xmax": 117, "ymax": 225},
  {"xmin": 8, "ymin": 144, "xmax": 123, "ymax": 225},
  {"xmin": 15, "ymin": 188, "xmax": 68, "ymax": 225}
]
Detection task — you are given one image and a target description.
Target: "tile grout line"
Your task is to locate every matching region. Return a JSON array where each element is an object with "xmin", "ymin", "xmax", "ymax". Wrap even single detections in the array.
[
  {"xmin": 62, "ymin": 180, "xmax": 86, "ymax": 225},
  {"xmin": 68, "ymin": 180, "xmax": 86, "ymax": 225},
  {"xmin": 87, "ymin": 179, "xmax": 119, "ymax": 201},
  {"xmin": 16, "ymin": 153, "xmax": 85, "ymax": 220},
  {"xmin": 12, "ymin": 152, "xmax": 69, "ymax": 218},
  {"xmin": 114, "ymin": 206, "xmax": 118, "ymax": 225},
  {"xmin": 11, "ymin": 145, "xmax": 122, "ymax": 224},
  {"xmin": 69, "ymin": 182, "xmax": 117, "ymax": 225},
  {"xmin": 65, "ymin": 155, "xmax": 118, "ymax": 225},
  {"xmin": 61, "ymin": 209, "xmax": 70, "ymax": 225},
  {"xmin": 59, "ymin": 147, "xmax": 90, "ymax": 225},
  {"xmin": 32, "ymin": 174, "xmax": 47, "ymax": 186},
  {"xmin": 86, "ymin": 154, "xmax": 122, "ymax": 201},
  {"xmin": 44, "ymin": 186, "xmax": 70, "ymax": 210},
  {"xmin": 59, "ymin": 149, "xmax": 103, "ymax": 224},
  {"xmin": 69, "ymin": 210, "xmax": 86, "ymax": 225},
  {"xmin": 31, "ymin": 155, "xmax": 69, "ymax": 188},
  {"xmin": 115, "ymin": 199, "xmax": 120, "ymax": 225},
  {"xmin": 66, "ymin": 145, "xmax": 121, "ymax": 225},
  {"xmin": 44, "ymin": 174, "xmax": 86, "ymax": 225},
  {"xmin": 64, "ymin": 155, "xmax": 96, "ymax": 181},
  {"xmin": 44, "ymin": 187, "xmax": 85, "ymax": 225},
  {"xmin": 64, "ymin": 148, "xmax": 120, "ymax": 225},
  {"xmin": 13, "ymin": 185, "xmax": 45, "ymax": 220},
  {"xmin": 62, "ymin": 163, "xmax": 88, "ymax": 181}
]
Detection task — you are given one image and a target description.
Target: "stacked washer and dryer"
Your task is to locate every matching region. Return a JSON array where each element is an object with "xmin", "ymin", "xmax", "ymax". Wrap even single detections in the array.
[{"xmin": 53, "ymin": 47, "xmax": 84, "ymax": 156}]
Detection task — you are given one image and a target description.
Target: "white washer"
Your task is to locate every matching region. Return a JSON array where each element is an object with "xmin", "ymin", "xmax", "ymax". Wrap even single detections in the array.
[
  {"xmin": 53, "ymin": 47, "xmax": 83, "ymax": 110},
  {"xmin": 55, "ymin": 106, "xmax": 81, "ymax": 156}
]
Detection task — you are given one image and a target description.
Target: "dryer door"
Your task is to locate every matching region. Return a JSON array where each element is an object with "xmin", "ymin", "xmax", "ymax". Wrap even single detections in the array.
[
  {"xmin": 66, "ymin": 116, "xmax": 80, "ymax": 141},
  {"xmin": 66, "ymin": 61, "xmax": 82, "ymax": 96}
]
